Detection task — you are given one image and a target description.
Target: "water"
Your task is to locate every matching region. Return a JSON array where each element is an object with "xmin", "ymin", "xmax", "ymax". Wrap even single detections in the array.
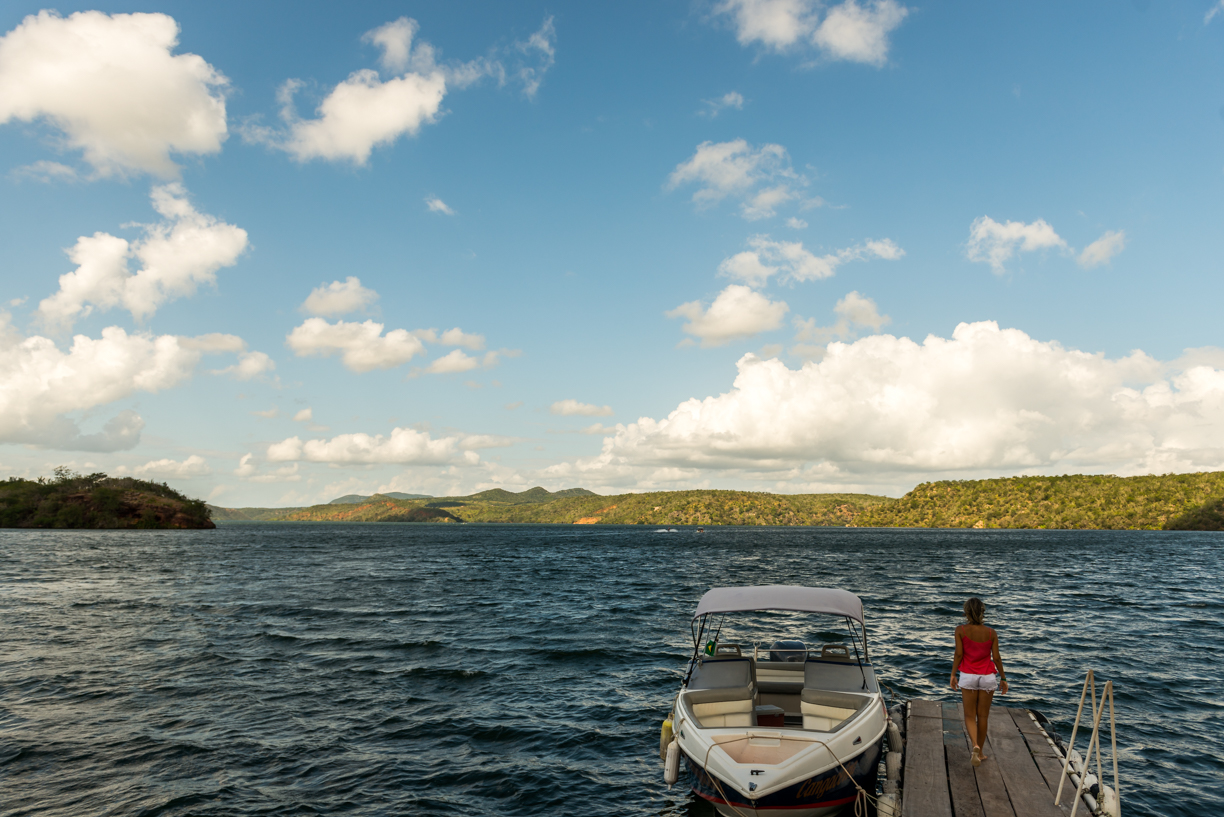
[{"xmin": 1, "ymin": 525, "xmax": 1221, "ymax": 817}]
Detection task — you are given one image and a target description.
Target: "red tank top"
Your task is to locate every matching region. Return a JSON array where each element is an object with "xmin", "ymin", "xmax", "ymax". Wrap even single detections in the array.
[{"xmin": 961, "ymin": 634, "xmax": 996, "ymax": 675}]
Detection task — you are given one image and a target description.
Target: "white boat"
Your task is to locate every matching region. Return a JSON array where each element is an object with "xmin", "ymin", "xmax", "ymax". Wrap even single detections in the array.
[{"xmin": 662, "ymin": 586, "xmax": 888, "ymax": 817}]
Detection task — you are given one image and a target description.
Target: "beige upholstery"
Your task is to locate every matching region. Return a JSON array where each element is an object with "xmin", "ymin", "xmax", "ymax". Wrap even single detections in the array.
[
  {"xmin": 693, "ymin": 697, "xmax": 755, "ymax": 728},
  {"xmin": 801, "ymin": 702, "xmax": 858, "ymax": 732},
  {"xmin": 799, "ymin": 689, "xmax": 868, "ymax": 732}
]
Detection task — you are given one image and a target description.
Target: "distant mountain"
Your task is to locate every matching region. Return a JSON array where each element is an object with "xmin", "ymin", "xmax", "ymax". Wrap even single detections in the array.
[{"xmin": 328, "ymin": 492, "xmax": 432, "ymax": 504}]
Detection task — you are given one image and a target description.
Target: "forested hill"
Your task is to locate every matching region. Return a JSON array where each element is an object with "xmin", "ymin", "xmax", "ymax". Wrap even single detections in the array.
[
  {"xmin": 851, "ymin": 472, "xmax": 1224, "ymax": 530},
  {"xmin": 1, "ymin": 469, "xmax": 214, "ymax": 529},
  {"xmin": 209, "ymin": 472, "xmax": 1224, "ymax": 530}
]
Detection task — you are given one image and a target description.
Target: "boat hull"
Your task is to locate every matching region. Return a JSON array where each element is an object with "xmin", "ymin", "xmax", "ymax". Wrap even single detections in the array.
[{"xmin": 684, "ymin": 739, "xmax": 881, "ymax": 817}]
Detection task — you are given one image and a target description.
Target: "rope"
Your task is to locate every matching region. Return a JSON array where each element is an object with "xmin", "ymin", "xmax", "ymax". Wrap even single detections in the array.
[{"xmin": 696, "ymin": 732, "xmax": 882, "ymax": 816}]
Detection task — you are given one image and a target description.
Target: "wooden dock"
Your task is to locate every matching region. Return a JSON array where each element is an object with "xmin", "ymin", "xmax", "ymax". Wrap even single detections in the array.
[{"xmin": 901, "ymin": 699, "xmax": 1077, "ymax": 817}]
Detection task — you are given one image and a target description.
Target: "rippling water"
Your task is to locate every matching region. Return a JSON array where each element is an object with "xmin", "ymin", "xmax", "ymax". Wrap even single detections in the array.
[{"xmin": 1, "ymin": 525, "xmax": 1221, "ymax": 817}]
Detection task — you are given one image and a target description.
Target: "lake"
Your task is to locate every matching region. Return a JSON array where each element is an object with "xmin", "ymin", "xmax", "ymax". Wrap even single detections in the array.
[{"xmin": 1, "ymin": 525, "xmax": 1220, "ymax": 816}]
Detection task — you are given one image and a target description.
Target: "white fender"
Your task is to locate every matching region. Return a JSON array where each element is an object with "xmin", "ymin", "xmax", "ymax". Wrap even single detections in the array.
[
  {"xmin": 1068, "ymin": 749, "xmax": 1084, "ymax": 775},
  {"xmin": 1098, "ymin": 784, "xmax": 1119, "ymax": 817},
  {"xmin": 877, "ymin": 793, "xmax": 899, "ymax": 817},
  {"xmin": 886, "ymin": 751, "xmax": 902, "ymax": 782},
  {"xmin": 664, "ymin": 740, "xmax": 680, "ymax": 787},
  {"xmin": 887, "ymin": 722, "xmax": 904, "ymax": 753}
]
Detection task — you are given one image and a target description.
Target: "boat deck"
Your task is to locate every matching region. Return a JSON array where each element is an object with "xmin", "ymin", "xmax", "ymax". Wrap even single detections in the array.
[{"xmin": 902, "ymin": 700, "xmax": 1076, "ymax": 817}]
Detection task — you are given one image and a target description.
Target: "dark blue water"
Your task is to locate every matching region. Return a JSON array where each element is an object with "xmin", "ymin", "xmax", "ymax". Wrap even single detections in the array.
[{"xmin": 1, "ymin": 525, "xmax": 1220, "ymax": 817}]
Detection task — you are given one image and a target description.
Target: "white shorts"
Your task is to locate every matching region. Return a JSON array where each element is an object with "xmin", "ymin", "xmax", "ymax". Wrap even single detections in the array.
[{"xmin": 959, "ymin": 672, "xmax": 998, "ymax": 691}]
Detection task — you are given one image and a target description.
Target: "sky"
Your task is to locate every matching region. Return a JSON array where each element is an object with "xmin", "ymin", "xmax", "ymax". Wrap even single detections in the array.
[{"xmin": 1, "ymin": 0, "xmax": 1223, "ymax": 506}]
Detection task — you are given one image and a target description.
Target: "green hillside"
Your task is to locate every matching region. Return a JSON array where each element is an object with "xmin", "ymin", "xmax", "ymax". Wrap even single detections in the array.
[
  {"xmin": 2, "ymin": 468, "xmax": 214, "ymax": 529},
  {"xmin": 852, "ymin": 472, "xmax": 1224, "ymax": 530}
]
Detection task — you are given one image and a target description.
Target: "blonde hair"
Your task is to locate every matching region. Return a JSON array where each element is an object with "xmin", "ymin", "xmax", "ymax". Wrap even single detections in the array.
[{"xmin": 964, "ymin": 597, "xmax": 986, "ymax": 626}]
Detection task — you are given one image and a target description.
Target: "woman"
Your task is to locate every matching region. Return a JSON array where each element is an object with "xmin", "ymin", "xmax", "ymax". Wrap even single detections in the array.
[{"xmin": 950, "ymin": 597, "xmax": 1009, "ymax": 767}]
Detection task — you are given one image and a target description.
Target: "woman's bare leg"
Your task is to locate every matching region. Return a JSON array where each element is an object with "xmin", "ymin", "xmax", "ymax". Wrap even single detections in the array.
[
  {"xmin": 976, "ymin": 690, "xmax": 995, "ymax": 760},
  {"xmin": 961, "ymin": 689, "xmax": 980, "ymax": 748}
]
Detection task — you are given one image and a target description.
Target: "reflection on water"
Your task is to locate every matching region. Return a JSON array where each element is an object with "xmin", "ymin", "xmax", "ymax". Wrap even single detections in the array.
[{"xmin": 0, "ymin": 525, "xmax": 1220, "ymax": 817}]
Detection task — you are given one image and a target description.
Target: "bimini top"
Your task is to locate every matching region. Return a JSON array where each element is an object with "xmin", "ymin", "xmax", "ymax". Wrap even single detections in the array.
[{"xmin": 693, "ymin": 585, "xmax": 864, "ymax": 625}]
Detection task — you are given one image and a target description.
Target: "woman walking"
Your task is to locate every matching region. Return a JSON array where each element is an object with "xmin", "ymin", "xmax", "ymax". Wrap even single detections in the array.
[{"xmin": 950, "ymin": 597, "xmax": 1009, "ymax": 767}]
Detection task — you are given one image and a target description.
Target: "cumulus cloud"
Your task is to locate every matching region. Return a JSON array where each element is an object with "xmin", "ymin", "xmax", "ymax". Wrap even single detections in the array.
[
  {"xmin": 11, "ymin": 160, "xmax": 79, "ymax": 182},
  {"xmin": 667, "ymin": 139, "xmax": 798, "ymax": 215},
  {"xmin": 250, "ymin": 16, "xmax": 555, "ymax": 165},
  {"xmin": 37, "ymin": 184, "xmax": 248, "ymax": 329},
  {"xmin": 266, "ymin": 426, "xmax": 479, "ymax": 466},
  {"xmin": 791, "ymin": 290, "xmax": 890, "ymax": 358},
  {"xmin": 700, "ymin": 91, "xmax": 745, "ymax": 117},
  {"xmin": 668, "ymin": 285, "xmax": 790, "ymax": 347},
  {"xmin": 437, "ymin": 328, "xmax": 486, "ymax": 350},
  {"xmin": 0, "ymin": 10, "xmax": 228, "ymax": 178},
  {"xmin": 118, "ymin": 454, "xmax": 210, "ymax": 478},
  {"xmin": 718, "ymin": 235, "xmax": 903, "ymax": 287},
  {"xmin": 1207, "ymin": 1, "xmax": 1224, "ymax": 23},
  {"xmin": 211, "ymin": 351, "xmax": 275, "ymax": 381},
  {"xmin": 302, "ymin": 276, "xmax": 379, "ymax": 317},
  {"xmin": 713, "ymin": 0, "xmax": 908, "ymax": 66},
  {"xmin": 1078, "ymin": 230, "xmax": 1127, "ymax": 269},
  {"xmin": 966, "ymin": 216, "xmax": 1066, "ymax": 274},
  {"xmin": 0, "ymin": 317, "xmax": 198, "ymax": 450},
  {"xmin": 556, "ymin": 322, "xmax": 1224, "ymax": 490},
  {"xmin": 286, "ymin": 317, "xmax": 426, "ymax": 372},
  {"xmin": 426, "ymin": 349, "xmax": 480, "ymax": 374},
  {"xmin": 293, "ymin": 408, "xmax": 313, "ymax": 423},
  {"xmin": 551, "ymin": 400, "xmax": 614, "ymax": 417},
  {"xmin": 426, "ymin": 196, "xmax": 456, "ymax": 215},
  {"xmin": 786, "ymin": 217, "xmax": 808, "ymax": 229},
  {"xmin": 234, "ymin": 453, "xmax": 301, "ymax": 483}
]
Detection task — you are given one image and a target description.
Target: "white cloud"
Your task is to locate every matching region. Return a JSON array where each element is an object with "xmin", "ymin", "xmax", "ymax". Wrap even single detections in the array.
[
  {"xmin": 119, "ymin": 454, "xmax": 210, "ymax": 478},
  {"xmin": 252, "ymin": 408, "xmax": 279, "ymax": 419},
  {"xmin": 1207, "ymin": 1, "xmax": 1224, "ymax": 23},
  {"xmin": 293, "ymin": 408, "xmax": 313, "ymax": 423},
  {"xmin": 38, "ymin": 184, "xmax": 248, "ymax": 329},
  {"xmin": 668, "ymin": 139, "xmax": 796, "ymax": 210},
  {"xmin": 0, "ymin": 317, "xmax": 194, "ymax": 450},
  {"xmin": 700, "ymin": 91, "xmax": 745, "ymax": 117},
  {"xmin": 718, "ymin": 234, "xmax": 904, "ymax": 287},
  {"xmin": 741, "ymin": 185, "xmax": 798, "ymax": 220},
  {"xmin": 557, "ymin": 322, "xmax": 1224, "ymax": 489},
  {"xmin": 713, "ymin": 0, "xmax": 908, "ymax": 66},
  {"xmin": 286, "ymin": 317, "xmax": 426, "ymax": 372},
  {"xmin": 551, "ymin": 400, "xmax": 614, "ymax": 417},
  {"xmin": 437, "ymin": 328, "xmax": 486, "ymax": 350},
  {"xmin": 426, "ymin": 349, "xmax": 480, "ymax": 374},
  {"xmin": 234, "ymin": 453, "xmax": 301, "ymax": 483},
  {"xmin": 512, "ymin": 16, "xmax": 556, "ymax": 99},
  {"xmin": 12, "ymin": 160, "xmax": 79, "ymax": 182},
  {"xmin": 363, "ymin": 17, "xmax": 417, "ymax": 74},
  {"xmin": 791, "ymin": 290, "xmax": 890, "ymax": 358},
  {"xmin": 966, "ymin": 216, "xmax": 1066, "ymax": 274},
  {"xmin": 212, "ymin": 350, "xmax": 275, "ymax": 381},
  {"xmin": 251, "ymin": 16, "xmax": 555, "ymax": 165},
  {"xmin": 266, "ymin": 427, "xmax": 479, "ymax": 465},
  {"xmin": 812, "ymin": 0, "xmax": 909, "ymax": 66},
  {"xmin": 302, "ymin": 276, "xmax": 379, "ymax": 317},
  {"xmin": 667, "ymin": 285, "xmax": 790, "ymax": 347},
  {"xmin": 426, "ymin": 196, "xmax": 456, "ymax": 215},
  {"xmin": 0, "ymin": 10, "xmax": 228, "ymax": 178},
  {"xmin": 1077, "ymin": 229, "xmax": 1127, "ymax": 269},
  {"xmin": 786, "ymin": 217, "xmax": 807, "ymax": 229}
]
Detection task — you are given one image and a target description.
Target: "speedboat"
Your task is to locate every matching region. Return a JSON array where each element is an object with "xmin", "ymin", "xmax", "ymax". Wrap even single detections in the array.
[{"xmin": 661, "ymin": 586, "xmax": 887, "ymax": 817}]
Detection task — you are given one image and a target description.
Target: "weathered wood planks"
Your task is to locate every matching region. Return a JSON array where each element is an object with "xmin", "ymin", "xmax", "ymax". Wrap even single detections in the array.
[{"xmin": 902, "ymin": 700, "xmax": 1074, "ymax": 817}]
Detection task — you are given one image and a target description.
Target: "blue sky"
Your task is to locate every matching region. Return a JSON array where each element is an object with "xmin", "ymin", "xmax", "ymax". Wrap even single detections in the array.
[{"xmin": 2, "ymin": 1, "xmax": 1223, "ymax": 505}]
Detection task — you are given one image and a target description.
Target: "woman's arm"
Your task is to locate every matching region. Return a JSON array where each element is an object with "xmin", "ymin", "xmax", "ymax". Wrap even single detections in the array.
[
  {"xmin": 992, "ymin": 630, "xmax": 1009, "ymax": 695},
  {"xmin": 950, "ymin": 626, "xmax": 963, "ymax": 690}
]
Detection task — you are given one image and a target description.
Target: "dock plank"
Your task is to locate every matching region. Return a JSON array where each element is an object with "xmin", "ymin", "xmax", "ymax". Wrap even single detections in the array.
[
  {"xmin": 902, "ymin": 702, "xmax": 953, "ymax": 817},
  {"xmin": 989, "ymin": 709, "xmax": 1065, "ymax": 817},
  {"xmin": 1007, "ymin": 711, "xmax": 1073, "ymax": 817},
  {"xmin": 971, "ymin": 736, "xmax": 1016, "ymax": 817},
  {"xmin": 945, "ymin": 741, "xmax": 986, "ymax": 817}
]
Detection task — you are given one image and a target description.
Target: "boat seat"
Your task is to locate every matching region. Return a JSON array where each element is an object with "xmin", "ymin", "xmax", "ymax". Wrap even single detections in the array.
[
  {"xmin": 800, "ymin": 689, "xmax": 869, "ymax": 732},
  {"xmin": 687, "ymin": 656, "xmax": 756, "ymax": 728}
]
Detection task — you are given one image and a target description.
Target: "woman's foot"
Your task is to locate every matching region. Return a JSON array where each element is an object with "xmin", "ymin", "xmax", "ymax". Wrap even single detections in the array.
[{"xmin": 971, "ymin": 745, "xmax": 982, "ymax": 767}]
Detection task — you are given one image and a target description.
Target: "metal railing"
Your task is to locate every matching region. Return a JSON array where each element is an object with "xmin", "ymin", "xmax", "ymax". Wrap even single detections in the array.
[{"xmin": 1056, "ymin": 669, "xmax": 1120, "ymax": 817}]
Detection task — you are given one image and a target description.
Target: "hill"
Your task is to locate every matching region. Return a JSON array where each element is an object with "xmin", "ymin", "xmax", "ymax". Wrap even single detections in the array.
[
  {"xmin": 1, "ymin": 468, "xmax": 214, "ymax": 529},
  {"xmin": 852, "ymin": 472, "xmax": 1224, "ymax": 530},
  {"xmin": 328, "ymin": 491, "xmax": 432, "ymax": 504}
]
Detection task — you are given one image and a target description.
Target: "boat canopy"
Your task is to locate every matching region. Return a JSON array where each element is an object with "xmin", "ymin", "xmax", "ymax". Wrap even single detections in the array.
[{"xmin": 692, "ymin": 585, "xmax": 864, "ymax": 625}]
